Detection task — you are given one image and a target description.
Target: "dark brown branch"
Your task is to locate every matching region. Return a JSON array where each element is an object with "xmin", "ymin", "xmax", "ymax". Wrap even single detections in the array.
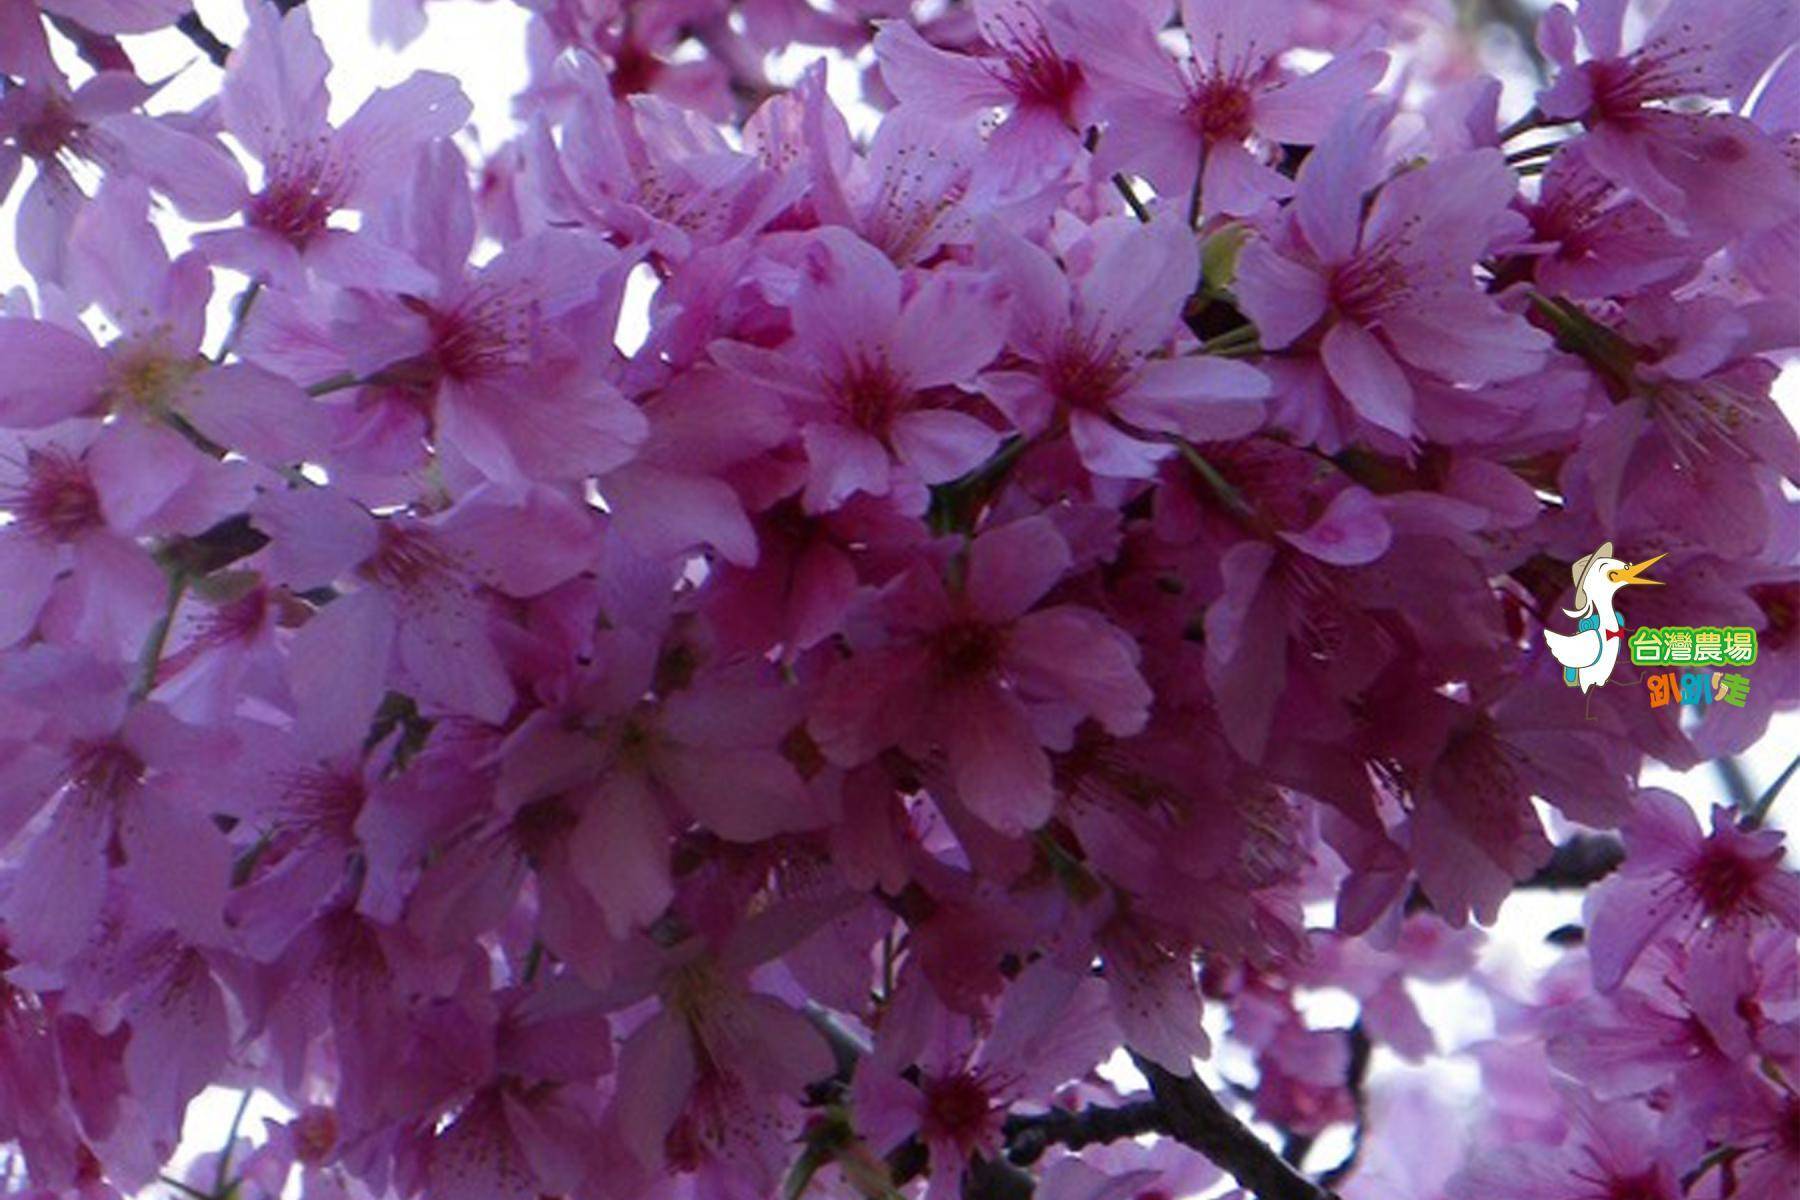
[
  {"xmin": 1524, "ymin": 833, "xmax": 1625, "ymax": 890},
  {"xmin": 175, "ymin": 12, "xmax": 231, "ymax": 66},
  {"xmin": 1131, "ymin": 1055, "xmax": 1339, "ymax": 1200},
  {"xmin": 1004, "ymin": 1100, "xmax": 1167, "ymax": 1166},
  {"xmin": 964, "ymin": 1156, "xmax": 1036, "ymax": 1200}
]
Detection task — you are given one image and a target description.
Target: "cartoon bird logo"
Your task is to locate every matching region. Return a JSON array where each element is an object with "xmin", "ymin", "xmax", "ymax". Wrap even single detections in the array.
[{"xmin": 1543, "ymin": 542, "xmax": 1666, "ymax": 693}]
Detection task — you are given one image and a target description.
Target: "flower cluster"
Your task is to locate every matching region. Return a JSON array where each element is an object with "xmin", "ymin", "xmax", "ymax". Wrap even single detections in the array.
[{"xmin": 0, "ymin": 0, "xmax": 1795, "ymax": 1198}]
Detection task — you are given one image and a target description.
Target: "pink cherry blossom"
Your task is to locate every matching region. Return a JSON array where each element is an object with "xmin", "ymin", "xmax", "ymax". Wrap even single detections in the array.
[
  {"xmin": 811, "ymin": 516, "xmax": 1152, "ymax": 834},
  {"xmin": 0, "ymin": 1, "xmax": 1792, "ymax": 1198},
  {"xmin": 1235, "ymin": 100, "xmax": 1550, "ymax": 440},
  {"xmin": 1073, "ymin": 0, "xmax": 1388, "ymax": 216},
  {"xmin": 1585, "ymin": 790, "xmax": 1800, "ymax": 992}
]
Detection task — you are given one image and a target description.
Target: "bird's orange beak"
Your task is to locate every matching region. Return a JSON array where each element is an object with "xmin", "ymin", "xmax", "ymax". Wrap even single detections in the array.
[{"xmin": 1607, "ymin": 553, "xmax": 1666, "ymax": 587}]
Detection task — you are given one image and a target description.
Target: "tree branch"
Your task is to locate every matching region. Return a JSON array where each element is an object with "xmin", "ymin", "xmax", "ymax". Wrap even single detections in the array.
[
  {"xmin": 175, "ymin": 12, "xmax": 231, "ymax": 66},
  {"xmin": 1131, "ymin": 1055, "xmax": 1339, "ymax": 1200},
  {"xmin": 1004, "ymin": 1100, "xmax": 1167, "ymax": 1166},
  {"xmin": 1524, "ymin": 833, "xmax": 1624, "ymax": 889}
]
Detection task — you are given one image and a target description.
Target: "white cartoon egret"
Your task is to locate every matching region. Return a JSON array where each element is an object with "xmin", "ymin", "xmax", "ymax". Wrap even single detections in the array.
[{"xmin": 1543, "ymin": 541, "xmax": 1666, "ymax": 696}]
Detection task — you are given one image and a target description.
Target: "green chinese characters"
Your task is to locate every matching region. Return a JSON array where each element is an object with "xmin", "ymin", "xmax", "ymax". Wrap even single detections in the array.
[{"xmin": 1629, "ymin": 625, "xmax": 1758, "ymax": 667}]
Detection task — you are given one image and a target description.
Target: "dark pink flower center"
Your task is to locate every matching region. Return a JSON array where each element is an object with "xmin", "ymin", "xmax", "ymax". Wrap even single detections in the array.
[
  {"xmin": 511, "ymin": 796, "xmax": 579, "ymax": 865},
  {"xmin": 194, "ymin": 586, "xmax": 274, "ymax": 648},
  {"xmin": 921, "ymin": 1070, "xmax": 997, "ymax": 1149},
  {"xmin": 931, "ymin": 620, "xmax": 1005, "ymax": 682},
  {"xmin": 1602, "ymin": 1170, "xmax": 1668, "ymax": 1200},
  {"xmin": 16, "ymin": 96, "xmax": 83, "ymax": 161},
  {"xmin": 1589, "ymin": 32, "xmax": 1718, "ymax": 119},
  {"xmin": 413, "ymin": 289, "xmax": 533, "ymax": 382},
  {"xmin": 1329, "ymin": 242, "xmax": 1412, "ymax": 322},
  {"xmin": 291, "ymin": 1106, "xmax": 339, "ymax": 1167},
  {"xmin": 1185, "ymin": 79, "xmax": 1257, "ymax": 142},
  {"xmin": 985, "ymin": 16, "xmax": 1083, "ymax": 122},
  {"xmin": 1778, "ymin": 1096, "xmax": 1800, "ymax": 1155},
  {"xmin": 834, "ymin": 359, "xmax": 911, "ymax": 438},
  {"xmin": 609, "ymin": 41, "xmax": 663, "ymax": 97},
  {"xmin": 6, "ymin": 448, "xmax": 104, "ymax": 543},
  {"xmin": 249, "ymin": 144, "xmax": 345, "ymax": 247},
  {"xmin": 276, "ymin": 766, "xmax": 367, "ymax": 844},
  {"xmin": 358, "ymin": 523, "xmax": 457, "ymax": 592},
  {"xmin": 67, "ymin": 739, "xmax": 145, "ymax": 801},
  {"xmin": 1048, "ymin": 338, "xmax": 1129, "ymax": 413},
  {"xmin": 1685, "ymin": 841, "xmax": 1763, "ymax": 919}
]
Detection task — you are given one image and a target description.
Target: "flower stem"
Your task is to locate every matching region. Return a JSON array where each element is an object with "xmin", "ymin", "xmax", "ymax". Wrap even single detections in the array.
[
  {"xmin": 133, "ymin": 572, "xmax": 189, "ymax": 702},
  {"xmin": 1201, "ymin": 325, "xmax": 1260, "ymax": 355}
]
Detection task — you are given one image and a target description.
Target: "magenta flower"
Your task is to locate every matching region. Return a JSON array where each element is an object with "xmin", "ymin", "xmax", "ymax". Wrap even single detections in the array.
[
  {"xmin": 253, "ymin": 482, "xmax": 599, "ymax": 748},
  {"xmin": 0, "ymin": 427, "xmax": 168, "ymax": 658},
  {"xmin": 1073, "ymin": 0, "xmax": 1387, "ymax": 215},
  {"xmin": 605, "ymin": 910, "xmax": 835, "ymax": 1195},
  {"xmin": 1585, "ymin": 790, "xmax": 1800, "ymax": 992},
  {"xmin": 873, "ymin": 0, "xmax": 1092, "ymax": 194},
  {"xmin": 1448, "ymin": 1085, "xmax": 1684, "ymax": 1200},
  {"xmin": 853, "ymin": 965, "xmax": 1119, "ymax": 1200},
  {"xmin": 0, "ymin": 69, "xmax": 242, "ymax": 284},
  {"xmin": 977, "ymin": 215, "xmax": 1268, "ymax": 477},
  {"xmin": 1235, "ymin": 102, "xmax": 1549, "ymax": 440},
  {"xmin": 1522, "ymin": 143, "xmax": 1703, "ymax": 299},
  {"xmin": 195, "ymin": 4, "xmax": 471, "ymax": 287},
  {"xmin": 0, "ymin": 176, "xmax": 328, "ymax": 468},
  {"xmin": 531, "ymin": 56, "xmax": 804, "ymax": 260},
  {"xmin": 811, "ymin": 516, "xmax": 1152, "ymax": 835},
  {"xmin": 1536, "ymin": 0, "xmax": 1794, "ymax": 239},
  {"xmin": 329, "ymin": 145, "xmax": 647, "ymax": 492},
  {"xmin": 0, "ymin": 2, "xmax": 1793, "ymax": 1196},
  {"xmin": 0, "ymin": 649, "xmax": 233, "ymax": 970},
  {"xmin": 714, "ymin": 227, "xmax": 1009, "ymax": 514}
]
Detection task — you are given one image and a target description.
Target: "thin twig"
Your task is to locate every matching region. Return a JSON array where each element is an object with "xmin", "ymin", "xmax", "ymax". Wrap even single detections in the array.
[
  {"xmin": 213, "ymin": 1088, "xmax": 254, "ymax": 1196},
  {"xmin": 1503, "ymin": 141, "xmax": 1561, "ymax": 165},
  {"xmin": 1131, "ymin": 1055, "xmax": 1340, "ymax": 1200},
  {"xmin": 215, "ymin": 280, "xmax": 262, "ymax": 363},
  {"xmin": 175, "ymin": 12, "xmax": 231, "ymax": 67},
  {"xmin": 1112, "ymin": 173, "xmax": 1152, "ymax": 223},
  {"xmin": 1743, "ymin": 753, "xmax": 1800, "ymax": 830},
  {"xmin": 1496, "ymin": 107, "xmax": 1545, "ymax": 143},
  {"xmin": 157, "ymin": 1175, "xmax": 212, "ymax": 1200}
]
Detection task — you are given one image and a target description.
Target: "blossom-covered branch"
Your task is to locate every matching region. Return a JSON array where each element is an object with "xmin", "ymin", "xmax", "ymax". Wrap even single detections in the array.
[{"xmin": 0, "ymin": 0, "xmax": 1794, "ymax": 1197}]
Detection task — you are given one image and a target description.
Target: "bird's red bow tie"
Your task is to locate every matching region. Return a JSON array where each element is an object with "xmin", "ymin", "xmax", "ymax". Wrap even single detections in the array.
[{"xmin": 1605, "ymin": 626, "xmax": 1626, "ymax": 641}]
